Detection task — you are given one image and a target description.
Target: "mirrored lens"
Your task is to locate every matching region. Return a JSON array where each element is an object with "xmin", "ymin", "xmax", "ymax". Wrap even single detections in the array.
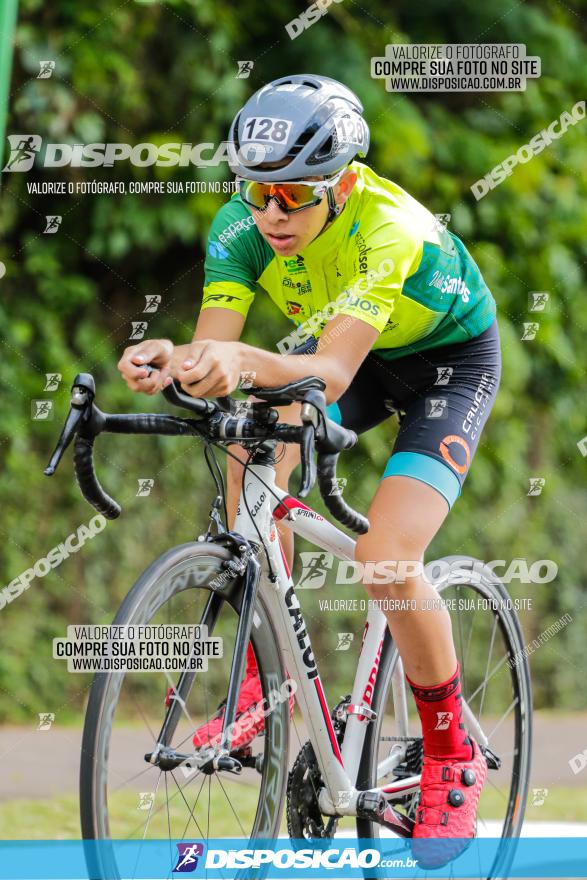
[{"xmin": 239, "ymin": 180, "xmax": 323, "ymax": 212}]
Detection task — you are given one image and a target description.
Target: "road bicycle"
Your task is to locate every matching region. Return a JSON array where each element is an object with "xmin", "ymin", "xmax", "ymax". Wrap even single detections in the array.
[{"xmin": 45, "ymin": 371, "xmax": 532, "ymax": 878}]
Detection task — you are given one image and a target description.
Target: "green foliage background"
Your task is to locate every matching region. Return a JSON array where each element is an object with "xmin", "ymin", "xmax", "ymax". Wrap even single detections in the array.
[{"xmin": 0, "ymin": 0, "xmax": 585, "ymax": 722}]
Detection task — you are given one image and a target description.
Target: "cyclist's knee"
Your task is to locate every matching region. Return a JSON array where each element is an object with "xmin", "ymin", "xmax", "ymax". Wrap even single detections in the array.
[{"xmin": 355, "ymin": 533, "xmax": 425, "ymax": 601}]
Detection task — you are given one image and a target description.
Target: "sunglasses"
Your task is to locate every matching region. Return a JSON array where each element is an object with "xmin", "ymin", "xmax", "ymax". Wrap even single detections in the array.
[{"xmin": 237, "ymin": 170, "xmax": 344, "ymax": 214}]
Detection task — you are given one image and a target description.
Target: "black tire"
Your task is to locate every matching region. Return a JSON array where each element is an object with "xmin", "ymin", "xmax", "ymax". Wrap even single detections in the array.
[
  {"xmin": 80, "ymin": 541, "xmax": 289, "ymax": 873},
  {"xmin": 356, "ymin": 557, "xmax": 533, "ymax": 880}
]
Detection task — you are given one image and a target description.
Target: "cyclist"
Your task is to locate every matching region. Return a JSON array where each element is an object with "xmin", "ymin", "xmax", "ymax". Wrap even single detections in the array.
[{"xmin": 118, "ymin": 74, "xmax": 500, "ymax": 862}]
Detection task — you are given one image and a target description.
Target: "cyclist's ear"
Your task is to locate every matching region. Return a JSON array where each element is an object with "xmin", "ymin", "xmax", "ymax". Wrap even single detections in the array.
[{"xmin": 335, "ymin": 169, "xmax": 358, "ymax": 207}]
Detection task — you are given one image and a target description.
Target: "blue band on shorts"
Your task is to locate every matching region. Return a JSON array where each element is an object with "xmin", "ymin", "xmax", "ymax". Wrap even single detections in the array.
[
  {"xmin": 326, "ymin": 402, "xmax": 342, "ymax": 425},
  {"xmin": 382, "ymin": 451, "xmax": 461, "ymax": 509}
]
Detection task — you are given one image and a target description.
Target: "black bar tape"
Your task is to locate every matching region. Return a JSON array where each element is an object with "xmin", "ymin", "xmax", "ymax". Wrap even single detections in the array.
[{"xmin": 74, "ymin": 435, "xmax": 121, "ymax": 520}]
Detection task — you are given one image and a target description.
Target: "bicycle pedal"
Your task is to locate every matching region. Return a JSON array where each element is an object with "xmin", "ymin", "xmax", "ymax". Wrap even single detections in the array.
[{"xmin": 481, "ymin": 744, "xmax": 501, "ymax": 770}]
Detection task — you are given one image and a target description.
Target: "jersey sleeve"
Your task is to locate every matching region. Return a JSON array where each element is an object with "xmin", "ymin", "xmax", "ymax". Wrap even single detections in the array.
[
  {"xmin": 336, "ymin": 209, "xmax": 424, "ymax": 334},
  {"xmin": 201, "ymin": 197, "xmax": 269, "ymax": 318}
]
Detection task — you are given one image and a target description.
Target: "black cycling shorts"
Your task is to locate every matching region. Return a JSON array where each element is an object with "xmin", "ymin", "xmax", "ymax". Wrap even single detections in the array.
[{"xmin": 294, "ymin": 319, "xmax": 501, "ymax": 509}]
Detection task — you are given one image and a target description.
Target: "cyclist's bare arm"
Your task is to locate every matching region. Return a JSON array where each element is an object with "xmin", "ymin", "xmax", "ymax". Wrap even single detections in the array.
[
  {"xmin": 177, "ymin": 314, "xmax": 379, "ymax": 404},
  {"xmin": 192, "ymin": 307, "xmax": 245, "ymax": 342},
  {"xmin": 117, "ymin": 308, "xmax": 245, "ymax": 395}
]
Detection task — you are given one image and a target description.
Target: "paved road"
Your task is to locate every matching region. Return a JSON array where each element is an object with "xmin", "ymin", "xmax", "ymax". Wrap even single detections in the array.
[{"xmin": 1, "ymin": 711, "xmax": 586, "ymax": 803}]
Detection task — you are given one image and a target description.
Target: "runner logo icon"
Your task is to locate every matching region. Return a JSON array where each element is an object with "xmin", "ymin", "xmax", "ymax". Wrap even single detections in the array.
[
  {"xmin": 173, "ymin": 842, "xmax": 204, "ymax": 873},
  {"xmin": 435, "ymin": 711, "xmax": 453, "ymax": 730},
  {"xmin": 3, "ymin": 134, "xmax": 42, "ymax": 172}
]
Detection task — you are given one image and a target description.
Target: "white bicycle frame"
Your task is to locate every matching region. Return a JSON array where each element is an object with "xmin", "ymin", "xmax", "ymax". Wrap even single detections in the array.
[{"xmin": 232, "ymin": 458, "xmax": 488, "ymax": 829}]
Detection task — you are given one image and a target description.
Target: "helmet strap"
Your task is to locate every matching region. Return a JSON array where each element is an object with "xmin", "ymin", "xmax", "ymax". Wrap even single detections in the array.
[{"xmin": 326, "ymin": 186, "xmax": 341, "ymax": 221}]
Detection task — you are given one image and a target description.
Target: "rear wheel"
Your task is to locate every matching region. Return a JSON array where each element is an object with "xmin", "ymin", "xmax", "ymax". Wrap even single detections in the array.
[
  {"xmin": 80, "ymin": 542, "xmax": 289, "ymax": 874},
  {"xmin": 356, "ymin": 557, "xmax": 532, "ymax": 879}
]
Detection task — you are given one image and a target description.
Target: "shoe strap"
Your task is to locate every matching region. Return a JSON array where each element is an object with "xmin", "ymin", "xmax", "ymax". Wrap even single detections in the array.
[
  {"xmin": 417, "ymin": 805, "xmax": 451, "ymax": 827},
  {"xmin": 421, "ymin": 763, "xmax": 461, "ymax": 785}
]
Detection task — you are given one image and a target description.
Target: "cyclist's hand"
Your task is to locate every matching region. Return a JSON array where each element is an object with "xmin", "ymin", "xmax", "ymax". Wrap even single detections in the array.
[
  {"xmin": 176, "ymin": 340, "xmax": 242, "ymax": 397},
  {"xmin": 117, "ymin": 338, "xmax": 174, "ymax": 395}
]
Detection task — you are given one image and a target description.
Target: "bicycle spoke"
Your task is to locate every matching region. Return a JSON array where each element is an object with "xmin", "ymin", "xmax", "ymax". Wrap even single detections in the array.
[
  {"xmin": 127, "ymin": 770, "xmax": 164, "ymax": 880},
  {"xmin": 134, "ymin": 698, "xmax": 159, "ymax": 743},
  {"xmin": 455, "ymin": 585, "xmax": 466, "ymax": 692},
  {"xmin": 110, "ymin": 763, "xmax": 158, "ymax": 794},
  {"xmin": 216, "ymin": 773, "xmax": 248, "ymax": 837},
  {"xmin": 486, "ymin": 697, "xmax": 518, "ymax": 741},
  {"xmin": 465, "ymin": 652, "xmax": 508, "ymax": 707},
  {"xmin": 485, "ymin": 773, "xmax": 508, "ymax": 802},
  {"xmin": 141, "ymin": 770, "xmax": 163, "ymax": 840},
  {"xmin": 478, "ymin": 614, "xmax": 498, "ymax": 717},
  {"xmin": 172, "ymin": 770, "xmax": 208, "ymax": 840},
  {"xmin": 165, "ymin": 771, "xmax": 172, "ymax": 840},
  {"xmin": 124, "ymin": 764, "xmax": 203, "ymax": 839},
  {"xmin": 462, "ymin": 601, "xmax": 477, "ymax": 673}
]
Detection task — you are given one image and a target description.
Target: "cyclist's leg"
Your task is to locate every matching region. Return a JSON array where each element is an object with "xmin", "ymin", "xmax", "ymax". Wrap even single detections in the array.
[
  {"xmin": 353, "ymin": 320, "xmax": 501, "ymax": 853},
  {"xmin": 356, "ymin": 476, "xmax": 456, "ymax": 683}
]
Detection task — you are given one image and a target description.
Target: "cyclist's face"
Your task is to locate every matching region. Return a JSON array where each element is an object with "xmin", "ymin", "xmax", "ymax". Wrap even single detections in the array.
[{"xmin": 251, "ymin": 170, "xmax": 357, "ymax": 256}]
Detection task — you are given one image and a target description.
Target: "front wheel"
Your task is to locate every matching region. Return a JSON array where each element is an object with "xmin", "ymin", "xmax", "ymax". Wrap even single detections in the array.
[
  {"xmin": 356, "ymin": 557, "xmax": 533, "ymax": 879},
  {"xmin": 80, "ymin": 542, "xmax": 289, "ymax": 872}
]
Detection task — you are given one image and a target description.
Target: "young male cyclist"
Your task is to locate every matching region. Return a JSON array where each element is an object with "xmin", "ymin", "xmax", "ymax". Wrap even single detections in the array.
[{"xmin": 118, "ymin": 74, "xmax": 501, "ymax": 861}]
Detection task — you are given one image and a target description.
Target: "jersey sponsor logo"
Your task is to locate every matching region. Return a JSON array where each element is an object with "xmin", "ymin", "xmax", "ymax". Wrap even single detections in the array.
[
  {"xmin": 208, "ymin": 240, "xmax": 229, "ymax": 259},
  {"xmin": 354, "ymin": 231, "xmax": 372, "ymax": 275},
  {"xmin": 286, "ymin": 301, "xmax": 303, "ymax": 316},
  {"xmin": 282, "ymin": 277, "xmax": 312, "ymax": 293},
  {"xmin": 428, "ymin": 269, "xmax": 471, "ymax": 303},
  {"xmin": 217, "ymin": 214, "xmax": 256, "ymax": 244},
  {"xmin": 439, "ymin": 434, "xmax": 471, "ymax": 475},
  {"xmin": 283, "ymin": 255, "xmax": 306, "ymax": 275},
  {"xmin": 462, "ymin": 372, "xmax": 495, "ymax": 441},
  {"xmin": 203, "ymin": 293, "xmax": 241, "ymax": 303},
  {"xmin": 349, "ymin": 220, "xmax": 360, "ymax": 237},
  {"xmin": 342, "ymin": 294, "xmax": 380, "ymax": 317}
]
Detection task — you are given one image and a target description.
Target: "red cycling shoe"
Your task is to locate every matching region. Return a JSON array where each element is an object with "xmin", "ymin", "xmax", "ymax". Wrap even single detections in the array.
[
  {"xmin": 192, "ymin": 644, "xmax": 294, "ymax": 751},
  {"xmin": 411, "ymin": 737, "xmax": 488, "ymax": 869},
  {"xmin": 192, "ymin": 667, "xmax": 266, "ymax": 751}
]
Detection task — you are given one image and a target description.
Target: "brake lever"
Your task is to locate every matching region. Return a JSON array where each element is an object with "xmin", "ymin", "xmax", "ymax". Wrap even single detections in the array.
[
  {"xmin": 44, "ymin": 373, "xmax": 95, "ymax": 476},
  {"xmin": 143, "ymin": 364, "xmax": 217, "ymax": 416},
  {"xmin": 298, "ymin": 422, "xmax": 317, "ymax": 498},
  {"xmin": 161, "ymin": 380, "xmax": 217, "ymax": 415}
]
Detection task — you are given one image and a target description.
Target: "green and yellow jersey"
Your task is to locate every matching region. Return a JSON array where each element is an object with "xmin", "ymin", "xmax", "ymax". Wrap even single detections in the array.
[{"xmin": 202, "ymin": 162, "xmax": 495, "ymax": 360}]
